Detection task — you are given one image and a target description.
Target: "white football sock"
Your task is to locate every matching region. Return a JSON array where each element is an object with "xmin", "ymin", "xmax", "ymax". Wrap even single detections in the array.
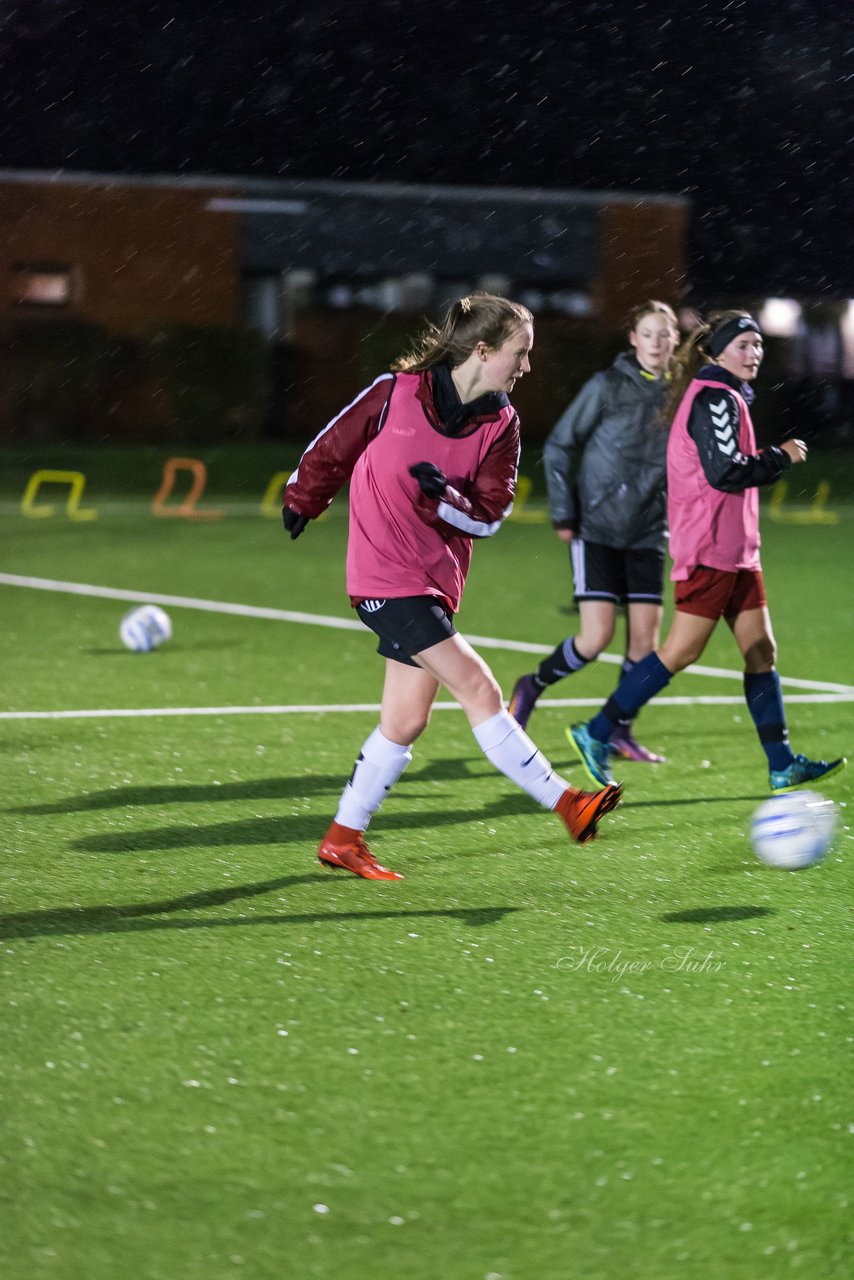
[
  {"xmin": 335, "ymin": 727, "xmax": 413, "ymax": 830},
  {"xmin": 472, "ymin": 710, "xmax": 567, "ymax": 809}
]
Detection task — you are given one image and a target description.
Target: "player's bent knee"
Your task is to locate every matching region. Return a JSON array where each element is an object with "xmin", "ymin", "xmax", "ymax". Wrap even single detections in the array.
[
  {"xmin": 458, "ymin": 670, "xmax": 502, "ymax": 719},
  {"xmin": 661, "ymin": 644, "xmax": 701, "ymax": 673},
  {"xmin": 578, "ymin": 627, "xmax": 613, "ymax": 658},
  {"xmin": 382, "ymin": 710, "xmax": 431, "ymax": 743},
  {"xmin": 384, "ymin": 722, "xmax": 423, "ymax": 744},
  {"xmin": 744, "ymin": 640, "xmax": 776, "ymax": 672}
]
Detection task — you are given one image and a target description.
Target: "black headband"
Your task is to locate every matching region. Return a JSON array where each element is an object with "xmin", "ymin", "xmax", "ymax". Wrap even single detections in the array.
[{"xmin": 705, "ymin": 315, "xmax": 762, "ymax": 358}]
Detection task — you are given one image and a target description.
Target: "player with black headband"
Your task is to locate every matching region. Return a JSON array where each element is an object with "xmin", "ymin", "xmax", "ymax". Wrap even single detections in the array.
[{"xmin": 566, "ymin": 310, "xmax": 847, "ymax": 793}]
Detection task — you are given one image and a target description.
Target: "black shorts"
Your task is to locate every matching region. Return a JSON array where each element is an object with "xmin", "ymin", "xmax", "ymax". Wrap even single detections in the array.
[
  {"xmin": 570, "ymin": 539, "xmax": 665, "ymax": 605},
  {"xmin": 355, "ymin": 595, "xmax": 457, "ymax": 666}
]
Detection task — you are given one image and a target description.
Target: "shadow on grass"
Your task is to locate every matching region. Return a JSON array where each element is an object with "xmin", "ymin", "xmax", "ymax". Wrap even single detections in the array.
[
  {"xmin": 68, "ymin": 793, "xmax": 553, "ymax": 854},
  {"xmin": 660, "ymin": 906, "xmax": 774, "ymax": 924},
  {"xmin": 9, "ymin": 771, "xmax": 767, "ymax": 822},
  {"xmin": 8, "ymin": 775, "xmax": 358, "ymax": 815},
  {"xmin": 8, "ymin": 762, "xmax": 489, "ymax": 816},
  {"xmin": 0, "ymin": 868, "xmax": 520, "ymax": 940},
  {"xmin": 6, "ymin": 703, "xmax": 778, "ymax": 820},
  {"xmin": 626, "ymin": 795, "xmax": 770, "ymax": 808},
  {"xmin": 66, "ymin": 789, "xmax": 772, "ymax": 856},
  {"xmin": 406, "ymin": 758, "xmax": 492, "ymax": 782}
]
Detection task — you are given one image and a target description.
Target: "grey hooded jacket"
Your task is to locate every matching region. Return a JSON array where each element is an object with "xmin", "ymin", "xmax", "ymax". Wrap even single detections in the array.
[{"xmin": 543, "ymin": 351, "xmax": 669, "ymax": 550}]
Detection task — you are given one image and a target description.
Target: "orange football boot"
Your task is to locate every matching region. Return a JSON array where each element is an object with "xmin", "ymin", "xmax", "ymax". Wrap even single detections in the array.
[
  {"xmin": 318, "ymin": 823, "xmax": 404, "ymax": 880},
  {"xmin": 555, "ymin": 782, "xmax": 622, "ymax": 845}
]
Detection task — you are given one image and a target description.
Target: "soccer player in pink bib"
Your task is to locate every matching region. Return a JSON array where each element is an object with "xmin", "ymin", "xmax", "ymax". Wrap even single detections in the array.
[
  {"xmin": 567, "ymin": 310, "xmax": 846, "ymax": 794},
  {"xmin": 283, "ymin": 293, "xmax": 621, "ymax": 880}
]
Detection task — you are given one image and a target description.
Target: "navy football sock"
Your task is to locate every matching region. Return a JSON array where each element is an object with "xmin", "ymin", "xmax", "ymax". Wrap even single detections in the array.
[
  {"xmin": 588, "ymin": 653, "xmax": 672, "ymax": 742},
  {"xmin": 744, "ymin": 671, "xmax": 794, "ymax": 770}
]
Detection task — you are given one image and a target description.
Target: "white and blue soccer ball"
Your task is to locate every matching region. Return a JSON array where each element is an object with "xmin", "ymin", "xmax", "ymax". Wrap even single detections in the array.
[
  {"xmin": 119, "ymin": 605, "xmax": 173, "ymax": 653},
  {"xmin": 750, "ymin": 790, "xmax": 837, "ymax": 870}
]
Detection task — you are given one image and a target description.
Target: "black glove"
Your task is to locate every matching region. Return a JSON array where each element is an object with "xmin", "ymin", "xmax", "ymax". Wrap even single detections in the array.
[
  {"xmin": 409, "ymin": 461, "xmax": 447, "ymax": 499},
  {"xmin": 282, "ymin": 506, "xmax": 309, "ymax": 540}
]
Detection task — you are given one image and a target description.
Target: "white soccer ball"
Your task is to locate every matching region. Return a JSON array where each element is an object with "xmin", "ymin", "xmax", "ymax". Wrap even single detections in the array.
[
  {"xmin": 750, "ymin": 790, "xmax": 837, "ymax": 870},
  {"xmin": 119, "ymin": 605, "xmax": 172, "ymax": 653}
]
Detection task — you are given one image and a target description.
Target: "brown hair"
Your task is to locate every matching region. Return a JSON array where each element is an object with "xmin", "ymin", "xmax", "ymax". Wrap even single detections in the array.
[
  {"xmin": 624, "ymin": 298, "xmax": 679, "ymax": 335},
  {"xmin": 661, "ymin": 308, "xmax": 754, "ymax": 424},
  {"xmin": 391, "ymin": 292, "xmax": 534, "ymax": 372}
]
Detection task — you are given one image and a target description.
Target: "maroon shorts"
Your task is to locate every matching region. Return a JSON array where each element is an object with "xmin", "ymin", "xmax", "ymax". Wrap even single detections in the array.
[{"xmin": 673, "ymin": 566, "xmax": 767, "ymax": 622}]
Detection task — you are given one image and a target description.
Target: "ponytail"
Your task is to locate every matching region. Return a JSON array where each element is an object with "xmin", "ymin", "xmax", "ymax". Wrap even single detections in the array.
[{"xmin": 391, "ymin": 292, "xmax": 533, "ymax": 372}]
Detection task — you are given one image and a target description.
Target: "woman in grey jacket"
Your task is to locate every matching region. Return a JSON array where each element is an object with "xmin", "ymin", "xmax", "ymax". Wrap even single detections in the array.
[{"xmin": 509, "ymin": 300, "xmax": 679, "ymax": 763}]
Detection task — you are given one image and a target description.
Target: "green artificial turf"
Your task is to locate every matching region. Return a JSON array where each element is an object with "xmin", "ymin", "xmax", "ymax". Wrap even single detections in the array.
[{"xmin": 1, "ymin": 449, "xmax": 852, "ymax": 1280}]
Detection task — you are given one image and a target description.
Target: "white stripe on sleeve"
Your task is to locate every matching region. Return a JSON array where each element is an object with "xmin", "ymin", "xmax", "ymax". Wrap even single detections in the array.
[{"xmin": 436, "ymin": 498, "xmax": 513, "ymax": 538}]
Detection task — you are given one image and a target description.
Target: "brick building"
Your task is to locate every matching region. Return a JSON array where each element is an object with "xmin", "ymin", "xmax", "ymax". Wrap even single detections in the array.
[{"xmin": 0, "ymin": 169, "xmax": 689, "ymax": 442}]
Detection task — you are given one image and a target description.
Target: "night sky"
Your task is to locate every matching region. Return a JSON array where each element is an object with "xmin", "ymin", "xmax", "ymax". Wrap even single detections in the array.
[{"xmin": 2, "ymin": 0, "xmax": 852, "ymax": 300}]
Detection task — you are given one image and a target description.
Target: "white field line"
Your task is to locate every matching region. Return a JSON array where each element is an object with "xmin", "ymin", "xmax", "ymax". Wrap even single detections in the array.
[
  {"xmin": 1, "ymin": 571, "xmax": 366, "ymax": 633},
  {"xmin": 3, "ymin": 572, "xmax": 854, "ymax": 722},
  {"xmin": 2, "ymin": 693, "xmax": 854, "ymax": 722}
]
